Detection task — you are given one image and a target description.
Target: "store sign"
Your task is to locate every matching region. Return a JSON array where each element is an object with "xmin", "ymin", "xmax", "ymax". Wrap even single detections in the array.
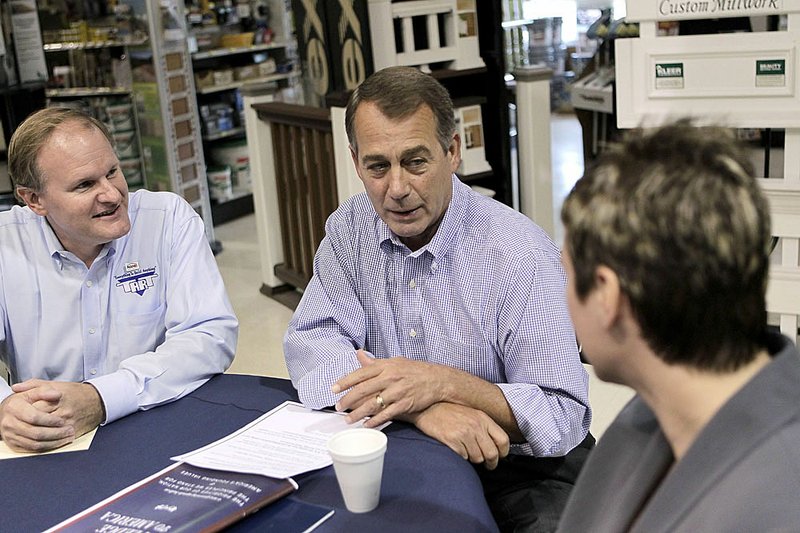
[
  {"xmin": 295, "ymin": 0, "xmax": 330, "ymax": 96},
  {"xmin": 756, "ymin": 59, "xmax": 786, "ymax": 87},
  {"xmin": 336, "ymin": 0, "xmax": 367, "ymax": 90},
  {"xmin": 655, "ymin": 62, "xmax": 685, "ymax": 89},
  {"xmin": 626, "ymin": 0, "xmax": 789, "ymax": 22},
  {"xmin": 9, "ymin": 0, "xmax": 48, "ymax": 83}
]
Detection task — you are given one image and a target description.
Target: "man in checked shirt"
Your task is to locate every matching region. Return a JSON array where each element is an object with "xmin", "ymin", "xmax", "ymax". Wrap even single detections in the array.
[{"xmin": 284, "ymin": 66, "xmax": 592, "ymax": 532}]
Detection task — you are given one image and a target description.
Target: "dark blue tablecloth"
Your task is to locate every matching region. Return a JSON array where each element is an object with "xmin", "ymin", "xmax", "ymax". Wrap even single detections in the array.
[{"xmin": 1, "ymin": 374, "xmax": 498, "ymax": 532}]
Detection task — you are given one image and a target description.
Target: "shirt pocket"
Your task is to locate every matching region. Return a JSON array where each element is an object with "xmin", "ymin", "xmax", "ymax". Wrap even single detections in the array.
[
  {"xmin": 110, "ymin": 302, "xmax": 167, "ymax": 361},
  {"xmin": 429, "ymin": 335, "xmax": 503, "ymax": 383}
]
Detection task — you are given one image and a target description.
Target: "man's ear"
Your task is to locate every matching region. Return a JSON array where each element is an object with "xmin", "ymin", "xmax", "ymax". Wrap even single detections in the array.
[
  {"xmin": 448, "ymin": 133, "xmax": 462, "ymax": 173},
  {"xmin": 593, "ymin": 265, "xmax": 623, "ymax": 328},
  {"xmin": 349, "ymin": 146, "xmax": 365, "ymax": 182},
  {"xmin": 16, "ymin": 186, "xmax": 47, "ymax": 216}
]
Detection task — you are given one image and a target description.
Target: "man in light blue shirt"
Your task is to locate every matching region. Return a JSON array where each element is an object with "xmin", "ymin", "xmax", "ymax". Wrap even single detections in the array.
[
  {"xmin": 284, "ymin": 66, "xmax": 591, "ymax": 532},
  {"xmin": 0, "ymin": 107, "xmax": 237, "ymax": 452}
]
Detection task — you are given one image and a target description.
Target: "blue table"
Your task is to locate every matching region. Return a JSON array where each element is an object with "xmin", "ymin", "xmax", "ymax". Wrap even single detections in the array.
[{"xmin": 1, "ymin": 374, "xmax": 498, "ymax": 532}]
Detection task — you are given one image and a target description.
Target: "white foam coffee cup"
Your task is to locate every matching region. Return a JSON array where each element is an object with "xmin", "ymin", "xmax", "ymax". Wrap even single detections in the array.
[{"xmin": 327, "ymin": 428, "xmax": 388, "ymax": 513}]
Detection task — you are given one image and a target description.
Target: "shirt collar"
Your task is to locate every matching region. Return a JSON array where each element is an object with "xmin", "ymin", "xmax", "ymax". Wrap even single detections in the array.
[
  {"xmin": 40, "ymin": 216, "xmax": 117, "ymax": 266},
  {"xmin": 378, "ymin": 174, "xmax": 469, "ymax": 260}
]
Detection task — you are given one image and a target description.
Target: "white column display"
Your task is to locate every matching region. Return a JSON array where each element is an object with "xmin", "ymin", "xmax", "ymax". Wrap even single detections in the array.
[{"xmin": 616, "ymin": 1, "xmax": 800, "ymax": 343}]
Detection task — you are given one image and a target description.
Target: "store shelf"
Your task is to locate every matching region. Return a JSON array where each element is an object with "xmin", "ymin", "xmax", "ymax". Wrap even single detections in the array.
[
  {"xmin": 192, "ymin": 41, "xmax": 293, "ymax": 60},
  {"xmin": 46, "ymin": 87, "xmax": 132, "ymax": 98},
  {"xmin": 203, "ymin": 126, "xmax": 245, "ymax": 141},
  {"xmin": 43, "ymin": 38, "xmax": 149, "ymax": 52},
  {"xmin": 196, "ymin": 71, "xmax": 299, "ymax": 94},
  {"xmin": 211, "ymin": 191, "xmax": 254, "ymax": 225}
]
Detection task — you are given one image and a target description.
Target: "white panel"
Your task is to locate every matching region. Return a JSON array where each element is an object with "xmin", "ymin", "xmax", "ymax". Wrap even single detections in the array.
[
  {"xmin": 783, "ymin": 129, "xmax": 800, "ymax": 181},
  {"xmin": 516, "ymin": 71, "xmax": 555, "ymax": 236},
  {"xmin": 393, "ymin": 0, "xmax": 452, "ymax": 17},
  {"xmin": 783, "ymin": 238, "xmax": 800, "ymax": 265},
  {"xmin": 368, "ymin": 0, "xmax": 397, "ymax": 69},
  {"xmin": 330, "ymin": 106, "xmax": 365, "ymax": 204},
  {"xmin": 780, "ymin": 314, "xmax": 799, "ymax": 344},
  {"xmin": 763, "ymin": 187, "xmax": 800, "ymax": 238},
  {"xmin": 243, "ymin": 96, "xmax": 284, "ymax": 289},
  {"xmin": 616, "ymin": 32, "xmax": 800, "ymax": 128},
  {"xmin": 766, "ymin": 267, "xmax": 800, "ymax": 313},
  {"xmin": 402, "ymin": 16, "xmax": 415, "ymax": 53},
  {"xmin": 397, "ymin": 47, "xmax": 458, "ymax": 65}
]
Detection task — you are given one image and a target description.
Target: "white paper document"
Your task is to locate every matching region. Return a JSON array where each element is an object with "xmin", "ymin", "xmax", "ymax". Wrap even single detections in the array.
[{"xmin": 171, "ymin": 401, "xmax": 386, "ymax": 479}]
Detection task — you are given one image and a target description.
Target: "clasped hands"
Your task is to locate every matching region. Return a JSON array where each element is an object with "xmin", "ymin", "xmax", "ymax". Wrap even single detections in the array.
[
  {"xmin": 0, "ymin": 380, "xmax": 103, "ymax": 453},
  {"xmin": 332, "ymin": 350, "xmax": 510, "ymax": 469}
]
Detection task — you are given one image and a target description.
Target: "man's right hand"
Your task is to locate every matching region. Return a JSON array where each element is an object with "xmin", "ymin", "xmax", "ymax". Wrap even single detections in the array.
[
  {"xmin": 0, "ymin": 386, "xmax": 75, "ymax": 452},
  {"xmin": 402, "ymin": 402, "xmax": 510, "ymax": 470}
]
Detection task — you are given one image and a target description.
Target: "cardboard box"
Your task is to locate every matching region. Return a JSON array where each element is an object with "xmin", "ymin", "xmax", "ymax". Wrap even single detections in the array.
[
  {"xmin": 194, "ymin": 70, "xmax": 215, "ymax": 89},
  {"xmin": 234, "ymin": 64, "xmax": 259, "ymax": 81},
  {"xmin": 212, "ymin": 68, "xmax": 234, "ymax": 86},
  {"xmin": 257, "ymin": 58, "xmax": 277, "ymax": 77}
]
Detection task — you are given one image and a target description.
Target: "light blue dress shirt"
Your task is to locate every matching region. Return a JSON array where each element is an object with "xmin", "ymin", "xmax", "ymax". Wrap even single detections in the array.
[
  {"xmin": 0, "ymin": 190, "xmax": 238, "ymax": 423},
  {"xmin": 284, "ymin": 176, "xmax": 590, "ymax": 456}
]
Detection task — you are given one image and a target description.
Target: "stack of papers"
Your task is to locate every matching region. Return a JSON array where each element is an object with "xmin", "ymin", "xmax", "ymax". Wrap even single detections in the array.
[{"xmin": 173, "ymin": 401, "xmax": 375, "ymax": 478}]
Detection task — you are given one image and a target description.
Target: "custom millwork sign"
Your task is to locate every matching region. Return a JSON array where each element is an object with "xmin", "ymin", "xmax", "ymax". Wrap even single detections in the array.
[{"xmin": 626, "ymin": 0, "xmax": 789, "ymax": 21}]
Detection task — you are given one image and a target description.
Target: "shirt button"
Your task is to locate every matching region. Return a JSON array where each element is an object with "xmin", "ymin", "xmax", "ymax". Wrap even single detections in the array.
[
  {"xmin": 89, "ymin": 328, "xmax": 96, "ymax": 334},
  {"xmin": 431, "ymin": 262, "xmax": 438, "ymax": 271},
  {"xmin": 90, "ymin": 369, "xmax": 97, "ymax": 375},
  {"xmin": 86, "ymin": 280, "xmax": 93, "ymax": 287},
  {"xmin": 409, "ymin": 279, "xmax": 416, "ymax": 289},
  {"xmin": 410, "ymin": 329, "xmax": 417, "ymax": 338}
]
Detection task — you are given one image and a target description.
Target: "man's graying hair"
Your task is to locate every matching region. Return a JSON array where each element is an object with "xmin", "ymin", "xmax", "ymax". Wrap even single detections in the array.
[
  {"xmin": 345, "ymin": 66, "xmax": 456, "ymax": 155},
  {"xmin": 9, "ymin": 107, "xmax": 114, "ymax": 201},
  {"xmin": 561, "ymin": 119, "xmax": 771, "ymax": 371}
]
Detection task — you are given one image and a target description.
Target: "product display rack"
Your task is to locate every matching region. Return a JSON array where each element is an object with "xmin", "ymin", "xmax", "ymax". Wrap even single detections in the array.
[
  {"xmin": 188, "ymin": 0, "xmax": 299, "ymax": 224},
  {"xmin": 122, "ymin": 0, "xmax": 216, "ymax": 245},
  {"xmin": 38, "ymin": 0, "xmax": 218, "ymax": 244},
  {"xmin": 43, "ymin": 30, "xmax": 149, "ymax": 191}
]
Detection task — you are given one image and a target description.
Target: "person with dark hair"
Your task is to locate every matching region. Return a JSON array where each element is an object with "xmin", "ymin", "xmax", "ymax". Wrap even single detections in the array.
[
  {"xmin": 557, "ymin": 120, "xmax": 800, "ymax": 531},
  {"xmin": 285, "ymin": 66, "xmax": 592, "ymax": 532},
  {"xmin": 0, "ymin": 107, "xmax": 238, "ymax": 452}
]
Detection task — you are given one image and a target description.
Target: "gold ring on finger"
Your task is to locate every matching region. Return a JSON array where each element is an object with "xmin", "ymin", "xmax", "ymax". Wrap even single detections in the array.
[{"xmin": 375, "ymin": 393, "xmax": 386, "ymax": 409}]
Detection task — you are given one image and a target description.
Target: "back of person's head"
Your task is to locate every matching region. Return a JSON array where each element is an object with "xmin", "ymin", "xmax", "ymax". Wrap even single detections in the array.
[
  {"xmin": 345, "ymin": 66, "xmax": 455, "ymax": 155},
  {"xmin": 9, "ymin": 107, "xmax": 113, "ymax": 200},
  {"xmin": 561, "ymin": 119, "xmax": 771, "ymax": 371}
]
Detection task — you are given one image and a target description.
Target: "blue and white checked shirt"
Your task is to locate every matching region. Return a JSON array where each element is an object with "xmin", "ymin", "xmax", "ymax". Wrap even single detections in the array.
[
  {"xmin": 0, "ymin": 190, "xmax": 238, "ymax": 423},
  {"xmin": 285, "ymin": 176, "xmax": 590, "ymax": 456}
]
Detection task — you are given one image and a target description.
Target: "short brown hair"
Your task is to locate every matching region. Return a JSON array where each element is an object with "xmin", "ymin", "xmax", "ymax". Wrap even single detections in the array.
[
  {"xmin": 345, "ymin": 66, "xmax": 455, "ymax": 155},
  {"xmin": 561, "ymin": 119, "xmax": 771, "ymax": 371},
  {"xmin": 8, "ymin": 107, "xmax": 113, "ymax": 200}
]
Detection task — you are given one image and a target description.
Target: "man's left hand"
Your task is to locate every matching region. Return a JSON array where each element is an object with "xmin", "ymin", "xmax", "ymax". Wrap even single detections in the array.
[
  {"xmin": 404, "ymin": 402, "xmax": 511, "ymax": 470},
  {"xmin": 12, "ymin": 380, "xmax": 104, "ymax": 441}
]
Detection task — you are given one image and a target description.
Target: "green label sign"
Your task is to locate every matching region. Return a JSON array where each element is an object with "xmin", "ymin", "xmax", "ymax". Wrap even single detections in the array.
[
  {"xmin": 756, "ymin": 59, "xmax": 786, "ymax": 87},
  {"xmin": 655, "ymin": 62, "xmax": 684, "ymax": 89},
  {"xmin": 756, "ymin": 59, "xmax": 785, "ymax": 76},
  {"xmin": 655, "ymin": 63, "xmax": 684, "ymax": 78}
]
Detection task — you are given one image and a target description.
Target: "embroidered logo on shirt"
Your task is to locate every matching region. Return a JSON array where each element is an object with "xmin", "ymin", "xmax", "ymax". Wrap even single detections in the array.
[{"xmin": 115, "ymin": 265, "xmax": 159, "ymax": 296}]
